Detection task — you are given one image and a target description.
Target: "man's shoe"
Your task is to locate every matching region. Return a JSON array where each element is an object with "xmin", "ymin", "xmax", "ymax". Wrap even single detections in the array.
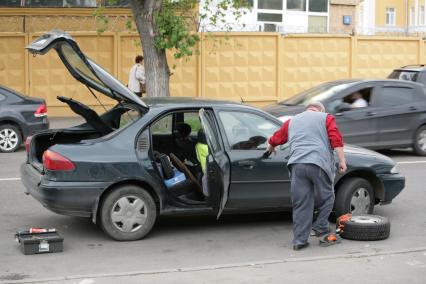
[{"xmin": 293, "ymin": 242, "xmax": 309, "ymax": 251}]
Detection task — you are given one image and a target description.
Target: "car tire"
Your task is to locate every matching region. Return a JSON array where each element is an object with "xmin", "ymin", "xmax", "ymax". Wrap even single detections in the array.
[
  {"xmin": 99, "ymin": 185, "xmax": 157, "ymax": 241},
  {"xmin": 0, "ymin": 124, "xmax": 22, "ymax": 153},
  {"xmin": 339, "ymin": 214, "xmax": 390, "ymax": 241},
  {"xmin": 413, "ymin": 125, "xmax": 426, "ymax": 156},
  {"xmin": 334, "ymin": 178, "xmax": 374, "ymax": 218}
]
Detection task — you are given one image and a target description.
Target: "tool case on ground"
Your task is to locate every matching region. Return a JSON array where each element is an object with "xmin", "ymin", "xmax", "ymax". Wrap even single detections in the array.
[{"xmin": 15, "ymin": 230, "xmax": 64, "ymax": 255}]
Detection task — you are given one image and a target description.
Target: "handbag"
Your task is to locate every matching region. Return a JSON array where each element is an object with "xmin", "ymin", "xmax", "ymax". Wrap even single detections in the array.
[{"xmin": 140, "ymin": 82, "xmax": 146, "ymax": 93}]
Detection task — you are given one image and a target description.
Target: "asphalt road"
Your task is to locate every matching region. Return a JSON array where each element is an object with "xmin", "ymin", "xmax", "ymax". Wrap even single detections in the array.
[{"xmin": 0, "ymin": 118, "xmax": 426, "ymax": 283}]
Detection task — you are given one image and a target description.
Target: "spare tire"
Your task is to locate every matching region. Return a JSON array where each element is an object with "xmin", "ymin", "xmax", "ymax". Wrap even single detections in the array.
[{"xmin": 339, "ymin": 214, "xmax": 390, "ymax": 241}]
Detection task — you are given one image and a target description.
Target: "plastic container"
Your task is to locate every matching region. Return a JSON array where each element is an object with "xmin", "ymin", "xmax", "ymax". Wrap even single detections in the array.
[{"xmin": 15, "ymin": 230, "xmax": 63, "ymax": 255}]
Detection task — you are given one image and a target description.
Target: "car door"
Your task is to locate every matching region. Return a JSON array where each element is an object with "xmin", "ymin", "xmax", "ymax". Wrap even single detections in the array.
[
  {"xmin": 373, "ymin": 83, "xmax": 426, "ymax": 147},
  {"xmin": 215, "ymin": 109, "xmax": 292, "ymax": 209},
  {"xmin": 199, "ymin": 108, "xmax": 231, "ymax": 218},
  {"xmin": 327, "ymin": 84, "xmax": 381, "ymax": 148}
]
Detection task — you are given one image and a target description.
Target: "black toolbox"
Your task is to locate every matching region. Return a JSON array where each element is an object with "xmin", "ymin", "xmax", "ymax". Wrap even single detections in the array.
[{"xmin": 15, "ymin": 231, "xmax": 64, "ymax": 255}]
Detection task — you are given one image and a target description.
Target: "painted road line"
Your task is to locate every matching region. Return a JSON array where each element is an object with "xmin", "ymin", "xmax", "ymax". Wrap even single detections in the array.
[
  {"xmin": 0, "ymin": 177, "xmax": 20, "ymax": 181},
  {"xmin": 397, "ymin": 161, "xmax": 426, "ymax": 164}
]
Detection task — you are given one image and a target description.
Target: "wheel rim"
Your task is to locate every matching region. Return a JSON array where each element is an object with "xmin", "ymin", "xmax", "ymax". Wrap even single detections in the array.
[
  {"xmin": 0, "ymin": 128, "xmax": 19, "ymax": 151},
  {"xmin": 350, "ymin": 187, "xmax": 371, "ymax": 215},
  {"xmin": 350, "ymin": 215, "xmax": 382, "ymax": 224},
  {"xmin": 417, "ymin": 129, "xmax": 426, "ymax": 151},
  {"xmin": 110, "ymin": 195, "xmax": 147, "ymax": 233}
]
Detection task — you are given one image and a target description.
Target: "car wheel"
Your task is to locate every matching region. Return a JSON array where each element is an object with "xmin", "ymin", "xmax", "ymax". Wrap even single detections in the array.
[
  {"xmin": 338, "ymin": 214, "xmax": 390, "ymax": 241},
  {"xmin": 0, "ymin": 124, "xmax": 22, "ymax": 153},
  {"xmin": 99, "ymin": 185, "xmax": 157, "ymax": 241},
  {"xmin": 413, "ymin": 125, "xmax": 426, "ymax": 156},
  {"xmin": 334, "ymin": 178, "xmax": 374, "ymax": 218}
]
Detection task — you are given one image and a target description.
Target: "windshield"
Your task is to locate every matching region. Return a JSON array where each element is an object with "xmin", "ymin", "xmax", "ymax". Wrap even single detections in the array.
[
  {"xmin": 281, "ymin": 82, "xmax": 353, "ymax": 106},
  {"xmin": 388, "ymin": 70, "xmax": 419, "ymax": 82}
]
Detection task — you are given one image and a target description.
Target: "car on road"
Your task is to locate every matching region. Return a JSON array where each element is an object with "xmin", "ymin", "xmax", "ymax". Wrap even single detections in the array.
[
  {"xmin": 264, "ymin": 79, "xmax": 426, "ymax": 156},
  {"xmin": 21, "ymin": 31, "xmax": 405, "ymax": 241},
  {"xmin": 388, "ymin": 65, "xmax": 426, "ymax": 85},
  {"xmin": 0, "ymin": 85, "xmax": 48, "ymax": 153}
]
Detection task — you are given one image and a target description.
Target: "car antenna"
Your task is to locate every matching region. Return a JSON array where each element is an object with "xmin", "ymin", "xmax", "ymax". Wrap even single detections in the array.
[
  {"xmin": 240, "ymin": 96, "xmax": 245, "ymax": 104},
  {"xmin": 86, "ymin": 86, "xmax": 108, "ymax": 112}
]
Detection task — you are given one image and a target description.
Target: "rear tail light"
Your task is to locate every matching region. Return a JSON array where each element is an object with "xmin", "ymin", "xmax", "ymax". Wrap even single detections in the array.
[
  {"xmin": 42, "ymin": 150, "xmax": 75, "ymax": 171},
  {"xmin": 34, "ymin": 104, "xmax": 47, "ymax": 118},
  {"xmin": 25, "ymin": 136, "xmax": 32, "ymax": 154}
]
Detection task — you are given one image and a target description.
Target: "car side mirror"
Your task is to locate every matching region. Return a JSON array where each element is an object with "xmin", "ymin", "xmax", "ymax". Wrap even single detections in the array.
[{"xmin": 336, "ymin": 102, "xmax": 352, "ymax": 113}]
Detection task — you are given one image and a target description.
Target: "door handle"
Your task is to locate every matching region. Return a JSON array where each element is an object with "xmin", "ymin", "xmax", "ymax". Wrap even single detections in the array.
[
  {"xmin": 408, "ymin": 106, "xmax": 417, "ymax": 111},
  {"xmin": 366, "ymin": 112, "xmax": 376, "ymax": 116},
  {"xmin": 237, "ymin": 160, "xmax": 256, "ymax": 169}
]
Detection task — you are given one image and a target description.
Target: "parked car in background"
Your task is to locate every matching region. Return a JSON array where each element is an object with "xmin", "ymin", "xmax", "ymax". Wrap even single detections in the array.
[
  {"xmin": 0, "ymin": 85, "xmax": 48, "ymax": 152},
  {"xmin": 264, "ymin": 79, "xmax": 426, "ymax": 156},
  {"xmin": 22, "ymin": 31, "xmax": 405, "ymax": 241},
  {"xmin": 388, "ymin": 65, "xmax": 426, "ymax": 84}
]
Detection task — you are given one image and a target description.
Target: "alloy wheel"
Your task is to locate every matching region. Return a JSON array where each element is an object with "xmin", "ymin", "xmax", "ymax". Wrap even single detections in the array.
[
  {"xmin": 417, "ymin": 129, "xmax": 426, "ymax": 151},
  {"xmin": 350, "ymin": 187, "xmax": 371, "ymax": 215},
  {"xmin": 110, "ymin": 195, "xmax": 147, "ymax": 233},
  {"xmin": 0, "ymin": 128, "xmax": 19, "ymax": 152}
]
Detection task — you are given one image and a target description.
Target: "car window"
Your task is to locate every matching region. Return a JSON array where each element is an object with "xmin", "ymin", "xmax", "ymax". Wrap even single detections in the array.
[
  {"xmin": 183, "ymin": 112, "xmax": 202, "ymax": 135},
  {"xmin": 388, "ymin": 70, "xmax": 419, "ymax": 82},
  {"xmin": 218, "ymin": 111, "xmax": 279, "ymax": 150},
  {"xmin": 119, "ymin": 109, "xmax": 142, "ymax": 129},
  {"xmin": 0, "ymin": 93, "xmax": 5, "ymax": 102},
  {"xmin": 375, "ymin": 87, "xmax": 420, "ymax": 107},
  {"xmin": 200, "ymin": 109, "xmax": 222, "ymax": 154},
  {"xmin": 326, "ymin": 87, "xmax": 373, "ymax": 113},
  {"xmin": 151, "ymin": 114, "xmax": 173, "ymax": 135}
]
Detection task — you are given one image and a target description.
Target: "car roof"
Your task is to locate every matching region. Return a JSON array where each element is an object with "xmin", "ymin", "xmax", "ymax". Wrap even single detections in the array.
[
  {"xmin": 326, "ymin": 78, "xmax": 423, "ymax": 87},
  {"xmin": 142, "ymin": 97, "xmax": 253, "ymax": 109},
  {"xmin": 393, "ymin": 65, "xmax": 426, "ymax": 72}
]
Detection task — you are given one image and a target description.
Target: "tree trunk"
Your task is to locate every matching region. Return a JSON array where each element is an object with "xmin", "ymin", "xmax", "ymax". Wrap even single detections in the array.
[{"xmin": 130, "ymin": 0, "xmax": 170, "ymax": 97}]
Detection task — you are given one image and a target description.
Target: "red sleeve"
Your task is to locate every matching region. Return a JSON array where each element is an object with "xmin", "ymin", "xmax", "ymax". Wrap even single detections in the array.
[
  {"xmin": 268, "ymin": 119, "xmax": 290, "ymax": 147},
  {"xmin": 326, "ymin": 114, "xmax": 344, "ymax": 149}
]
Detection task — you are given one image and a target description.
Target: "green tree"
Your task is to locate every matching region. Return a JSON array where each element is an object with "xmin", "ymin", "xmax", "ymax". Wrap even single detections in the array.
[{"xmin": 101, "ymin": 0, "xmax": 250, "ymax": 97}]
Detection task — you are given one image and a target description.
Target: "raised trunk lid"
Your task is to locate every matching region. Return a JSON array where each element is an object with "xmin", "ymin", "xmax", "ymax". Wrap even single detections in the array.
[{"xmin": 26, "ymin": 30, "xmax": 148, "ymax": 111}]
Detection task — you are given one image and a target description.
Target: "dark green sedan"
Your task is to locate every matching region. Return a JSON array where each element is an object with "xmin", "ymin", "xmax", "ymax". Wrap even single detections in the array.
[{"xmin": 21, "ymin": 30, "xmax": 405, "ymax": 241}]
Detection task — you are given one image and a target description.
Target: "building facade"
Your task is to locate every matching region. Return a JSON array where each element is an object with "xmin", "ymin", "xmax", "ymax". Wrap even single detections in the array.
[
  {"xmin": 200, "ymin": 0, "xmax": 359, "ymax": 34},
  {"xmin": 357, "ymin": 0, "xmax": 426, "ymax": 35}
]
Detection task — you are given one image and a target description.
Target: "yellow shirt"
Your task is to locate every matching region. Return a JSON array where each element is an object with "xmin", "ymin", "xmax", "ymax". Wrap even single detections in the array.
[{"xmin": 195, "ymin": 143, "xmax": 208, "ymax": 173}]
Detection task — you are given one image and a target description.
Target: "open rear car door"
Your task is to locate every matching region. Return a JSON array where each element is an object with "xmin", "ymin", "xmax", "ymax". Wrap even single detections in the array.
[{"xmin": 199, "ymin": 108, "xmax": 230, "ymax": 218}]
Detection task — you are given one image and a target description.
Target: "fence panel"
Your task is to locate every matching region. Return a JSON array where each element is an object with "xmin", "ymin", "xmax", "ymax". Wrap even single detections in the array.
[
  {"xmin": 281, "ymin": 35, "xmax": 351, "ymax": 98},
  {"xmin": 353, "ymin": 37, "xmax": 420, "ymax": 78},
  {"xmin": 202, "ymin": 33, "xmax": 280, "ymax": 105},
  {"xmin": 0, "ymin": 34, "xmax": 26, "ymax": 93}
]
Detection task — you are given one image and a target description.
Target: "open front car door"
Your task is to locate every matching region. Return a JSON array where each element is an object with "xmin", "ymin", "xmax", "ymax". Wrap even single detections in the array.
[{"xmin": 199, "ymin": 108, "xmax": 230, "ymax": 218}]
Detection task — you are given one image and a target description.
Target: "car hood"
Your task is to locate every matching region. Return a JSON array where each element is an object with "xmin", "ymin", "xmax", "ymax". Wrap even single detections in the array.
[
  {"xmin": 26, "ymin": 30, "xmax": 148, "ymax": 110},
  {"xmin": 344, "ymin": 144, "xmax": 394, "ymax": 164},
  {"xmin": 263, "ymin": 104, "xmax": 305, "ymax": 117}
]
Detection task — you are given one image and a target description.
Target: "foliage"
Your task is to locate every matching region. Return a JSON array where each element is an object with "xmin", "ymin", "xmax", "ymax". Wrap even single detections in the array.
[{"xmin": 96, "ymin": 0, "xmax": 251, "ymax": 60}]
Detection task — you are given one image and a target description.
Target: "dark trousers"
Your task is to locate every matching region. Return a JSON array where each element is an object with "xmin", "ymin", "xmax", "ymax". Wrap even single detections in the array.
[{"xmin": 290, "ymin": 163, "xmax": 334, "ymax": 245}]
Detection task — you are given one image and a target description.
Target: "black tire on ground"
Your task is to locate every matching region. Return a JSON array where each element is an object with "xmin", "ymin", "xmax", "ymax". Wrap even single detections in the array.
[
  {"xmin": 334, "ymin": 177, "xmax": 374, "ymax": 218},
  {"xmin": 0, "ymin": 124, "xmax": 22, "ymax": 153},
  {"xmin": 340, "ymin": 214, "xmax": 390, "ymax": 241},
  {"xmin": 413, "ymin": 125, "xmax": 426, "ymax": 156},
  {"xmin": 99, "ymin": 185, "xmax": 157, "ymax": 241}
]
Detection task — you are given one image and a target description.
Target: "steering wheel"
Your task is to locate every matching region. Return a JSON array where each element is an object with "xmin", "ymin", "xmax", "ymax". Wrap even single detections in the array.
[{"xmin": 169, "ymin": 153, "xmax": 203, "ymax": 195}]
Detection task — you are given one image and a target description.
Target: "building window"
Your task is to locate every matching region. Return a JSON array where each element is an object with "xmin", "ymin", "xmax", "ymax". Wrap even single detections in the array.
[
  {"xmin": 309, "ymin": 0, "xmax": 327, "ymax": 13},
  {"xmin": 308, "ymin": 15, "xmax": 327, "ymax": 33},
  {"xmin": 420, "ymin": 6, "xmax": 425, "ymax": 25},
  {"xmin": 386, "ymin": 7, "xmax": 396, "ymax": 26},
  {"xmin": 410, "ymin": 7, "xmax": 415, "ymax": 26},
  {"xmin": 258, "ymin": 0, "xmax": 282, "ymax": 10},
  {"xmin": 287, "ymin": 0, "xmax": 306, "ymax": 11},
  {"xmin": 257, "ymin": 13, "xmax": 283, "ymax": 22}
]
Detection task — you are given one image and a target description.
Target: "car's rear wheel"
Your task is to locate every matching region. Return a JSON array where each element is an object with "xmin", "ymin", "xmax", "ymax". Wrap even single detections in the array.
[
  {"xmin": 0, "ymin": 124, "xmax": 22, "ymax": 153},
  {"xmin": 413, "ymin": 125, "xmax": 426, "ymax": 156},
  {"xmin": 334, "ymin": 178, "xmax": 374, "ymax": 218},
  {"xmin": 99, "ymin": 185, "xmax": 157, "ymax": 241}
]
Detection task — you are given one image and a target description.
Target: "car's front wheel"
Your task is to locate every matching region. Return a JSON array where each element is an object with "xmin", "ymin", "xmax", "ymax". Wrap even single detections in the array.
[
  {"xmin": 0, "ymin": 124, "xmax": 22, "ymax": 153},
  {"xmin": 99, "ymin": 185, "xmax": 157, "ymax": 241},
  {"xmin": 413, "ymin": 125, "xmax": 426, "ymax": 156},
  {"xmin": 334, "ymin": 177, "xmax": 374, "ymax": 218}
]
